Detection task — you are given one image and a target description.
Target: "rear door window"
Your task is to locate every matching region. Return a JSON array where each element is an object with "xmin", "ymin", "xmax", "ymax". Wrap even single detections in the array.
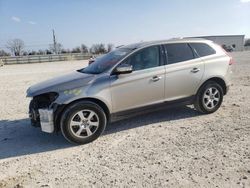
[
  {"xmin": 164, "ymin": 43, "xmax": 195, "ymax": 64},
  {"xmin": 189, "ymin": 43, "xmax": 216, "ymax": 57}
]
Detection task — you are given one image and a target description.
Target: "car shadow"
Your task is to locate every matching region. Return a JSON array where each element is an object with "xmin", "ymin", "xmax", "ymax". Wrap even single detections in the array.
[
  {"xmin": 0, "ymin": 106, "xmax": 201, "ymax": 159},
  {"xmin": 0, "ymin": 119, "xmax": 72, "ymax": 159},
  {"xmin": 105, "ymin": 106, "xmax": 201, "ymax": 134}
]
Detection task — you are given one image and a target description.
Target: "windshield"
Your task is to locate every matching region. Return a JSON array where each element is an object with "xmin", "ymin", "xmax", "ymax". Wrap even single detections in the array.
[{"xmin": 80, "ymin": 48, "xmax": 132, "ymax": 74}]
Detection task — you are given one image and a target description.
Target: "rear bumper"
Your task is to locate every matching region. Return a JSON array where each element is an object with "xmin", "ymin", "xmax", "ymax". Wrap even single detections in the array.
[
  {"xmin": 224, "ymin": 65, "xmax": 232, "ymax": 95},
  {"xmin": 225, "ymin": 85, "xmax": 230, "ymax": 95}
]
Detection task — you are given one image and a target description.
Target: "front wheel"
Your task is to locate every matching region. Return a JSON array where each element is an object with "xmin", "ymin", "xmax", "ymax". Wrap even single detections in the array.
[
  {"xmin": 194, "ymin": 81, "xmax": 224, "ymax": 114},
  {"xmin": 60, "ymin": 101, "xmax": 107, "ymax": 144}
]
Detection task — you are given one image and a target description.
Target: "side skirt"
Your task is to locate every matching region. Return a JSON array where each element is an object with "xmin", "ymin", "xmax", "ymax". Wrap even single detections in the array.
[{"xmin": 110, "ymin": 96, "xmax": 195, "ymax": 122}]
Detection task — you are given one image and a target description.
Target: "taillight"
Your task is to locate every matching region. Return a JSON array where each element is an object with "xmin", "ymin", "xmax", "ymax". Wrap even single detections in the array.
[
  {"xmin": 229, "ymin": 56, "xmax": 235, "ymax": 65},
  {"xmin": 224, "ymin": 51, "xmax": 235, "ymax": 66},
  {"xmin": 222, "ymin": 50, "xmax": 235, "ymax": 66},
  {"xmin": 214, "ymin": 42, "xmax": 235, "ymax": 65}
]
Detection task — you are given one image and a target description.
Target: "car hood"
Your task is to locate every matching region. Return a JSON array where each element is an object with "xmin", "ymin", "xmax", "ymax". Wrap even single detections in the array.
[{"xmin": 27, "ymin": 71, "xmax": 95, "ymax": 97}]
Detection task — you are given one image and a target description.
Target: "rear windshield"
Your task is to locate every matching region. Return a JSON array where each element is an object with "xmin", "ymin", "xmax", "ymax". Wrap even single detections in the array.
[{"xmin": 189, "ymin": 43, "xmax": 216, "ymax": 57}]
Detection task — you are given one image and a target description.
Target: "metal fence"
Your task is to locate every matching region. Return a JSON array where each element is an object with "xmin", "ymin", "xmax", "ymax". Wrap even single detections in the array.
[{"xmin": 0, "ymin": 53, "xmax": 93, "ymax": 65}]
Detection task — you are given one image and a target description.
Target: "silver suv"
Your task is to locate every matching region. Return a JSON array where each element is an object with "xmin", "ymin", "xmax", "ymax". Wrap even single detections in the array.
[{"xmin": 27, "ymin": 38, "xmax": 233, "ymax": 144}]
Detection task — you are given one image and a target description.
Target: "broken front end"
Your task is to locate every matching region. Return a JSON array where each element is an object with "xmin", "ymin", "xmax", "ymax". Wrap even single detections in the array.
[{"xmin": 29, "ymin": 92, "xmax": 59, "ymax": 133}]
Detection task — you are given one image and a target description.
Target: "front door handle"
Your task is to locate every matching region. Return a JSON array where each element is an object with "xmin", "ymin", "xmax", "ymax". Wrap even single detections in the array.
[
  {"xmin": 191, "ymin": 68, "xmax": 200, "ymax": 73},
  {"xmin": 151, "ymin": 76, "xmax": 162, "ymax": 82}
]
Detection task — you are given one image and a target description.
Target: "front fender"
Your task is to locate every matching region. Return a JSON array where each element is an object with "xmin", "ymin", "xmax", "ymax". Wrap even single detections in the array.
[{"xmin": 53, "ymin": 74, "xmax": 112, "ymax": 113}]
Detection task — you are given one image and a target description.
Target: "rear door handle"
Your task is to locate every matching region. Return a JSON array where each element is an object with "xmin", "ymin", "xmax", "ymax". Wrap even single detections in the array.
[
  {"xmin": 191, "ymin": 68, "xmax": 200, "ymax": 73},
  {"xmin": 151, "ymin": 76, "xmax": 162, "ymax": 82}
]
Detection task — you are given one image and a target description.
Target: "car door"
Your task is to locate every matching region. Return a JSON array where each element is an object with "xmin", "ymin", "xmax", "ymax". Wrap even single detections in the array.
[
  {"xmin": 110, "ymin": 45, "xmax": 165, "ymax": 113},
  {"xmin": 163, "ymin": 43, "xmax": 205, "ymax": 101}
]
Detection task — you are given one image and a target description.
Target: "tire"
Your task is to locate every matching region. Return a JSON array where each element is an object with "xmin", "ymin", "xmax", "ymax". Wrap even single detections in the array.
[
  {"xmin": 194, "ymin": 81, "xmax": 223, "ymax": 114},
  {"xmin": 60, "ymin": 101, "xmax": 107, "ymax": 144}
]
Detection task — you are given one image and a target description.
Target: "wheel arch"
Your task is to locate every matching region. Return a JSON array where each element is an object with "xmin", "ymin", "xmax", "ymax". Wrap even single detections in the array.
[
  {"xmin": 54, "ymin": 97, "xmax": 111, "ymax": 131},
  {"xmin": 197, "ymin": 77, "xmax": 227, "ymax": 95}
]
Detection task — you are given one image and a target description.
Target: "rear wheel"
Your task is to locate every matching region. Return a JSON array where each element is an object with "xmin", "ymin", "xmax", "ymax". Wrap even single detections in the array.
[
  {"xmin": 194, "ymin": 81, "xmax": 223, "ymax": 114},
  {"xmin": 60, "ymin": 101, "xmax": 107, "ymax": 144}
]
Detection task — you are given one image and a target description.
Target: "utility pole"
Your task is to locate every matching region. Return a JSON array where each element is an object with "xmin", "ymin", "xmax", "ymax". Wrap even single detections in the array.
[{"xmin": 52, "ymin": 29, "xmax": 57, "ymax": 54}]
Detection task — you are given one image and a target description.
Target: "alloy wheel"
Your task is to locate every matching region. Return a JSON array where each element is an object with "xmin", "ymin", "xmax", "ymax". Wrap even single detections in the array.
[
  {"xmin": 69, "ymin": 109, "xmax": 99, "ymax": 138},
  {"xmin": 202, "ymin": 87, "xmax": 221, "ymax": 110}
]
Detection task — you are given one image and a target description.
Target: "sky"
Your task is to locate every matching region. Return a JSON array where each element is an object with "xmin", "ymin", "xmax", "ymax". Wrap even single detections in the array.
[{"xmin": 0, "ymin": 0, "xmax": 249, "ymax": 51}]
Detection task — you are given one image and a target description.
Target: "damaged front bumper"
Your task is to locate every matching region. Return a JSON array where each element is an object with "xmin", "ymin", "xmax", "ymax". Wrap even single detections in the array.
[
  {"xmin": 29, "ymin": 105, "xmax": 55, "ymax": 133},
  {"xmin": 28, "ymin": 93, "xmax": 59, "ymax": 133},
  {"xmin": 38, "ymin": 109, "xmax": 54, "ymax": 133}
]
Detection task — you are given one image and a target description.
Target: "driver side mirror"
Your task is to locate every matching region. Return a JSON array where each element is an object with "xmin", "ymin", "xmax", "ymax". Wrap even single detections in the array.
[{"xmin": 114, "ymin": 64, "xmax": 133, "ymax": 75}]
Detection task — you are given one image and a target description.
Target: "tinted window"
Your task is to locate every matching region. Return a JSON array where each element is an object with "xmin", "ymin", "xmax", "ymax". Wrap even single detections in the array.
[
  {"xmin": 190, "ymin": 43, "xmax": 216, "ymax": 57},
  {"xmin": 165, "ymin": 43, "xmax": 194, "ymax": 64},
  {"xmin": 123, "ymin": 46, "xmax": 160, "ymax": 71}
]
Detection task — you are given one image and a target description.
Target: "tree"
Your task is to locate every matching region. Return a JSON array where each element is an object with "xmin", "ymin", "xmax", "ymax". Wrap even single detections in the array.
[
  {"xmin": 45, "ymin": 49, "xmax": 52, "ymax": 54},
  {"xmin": 245, "ymin": 39, "xmax": 250, "ymax": 46},
  {"xmin": 71, "ymin": 47, "xmax": 81, "ymax": 53},
  {"xmin": 37, "ymin": 49, "xmax": 45, "ymax": 55},
  {"xmin": 29, "ymin": 51, "xmax": 37, "ymax": 55},
  {"xmin": 81, "ymin": 44, "xmax": 88, "ymax": 53},
  {"xmin": 22, "ymin": 51, "xmax": 28, "ymax": 56},
  {"xmin": 90, "ymin": 44, "xmax": 107, "ymax": 54},
  {"xmin": 49, "ymin": 43, "xmax": 63, "ymax": 54},
  {"xmin": 107, "ymin": 43, "xmax": 114, "ymax": 52},
  {"xmin": 61, "ymin": 49, "xmax": 70, "ymax": 54},
  {"xmin": 0, "ymin": 49, "xmax": 10, "ymax": 57},
  {"xmin": 6, "ymin": 39, "xmax": 24, "ymax": 56}
]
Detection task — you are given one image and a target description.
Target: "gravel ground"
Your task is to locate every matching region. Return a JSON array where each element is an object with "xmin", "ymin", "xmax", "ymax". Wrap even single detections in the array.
[{"xmin": 0, "ymin": 52, "xmax": 249, "ymax": 188}]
